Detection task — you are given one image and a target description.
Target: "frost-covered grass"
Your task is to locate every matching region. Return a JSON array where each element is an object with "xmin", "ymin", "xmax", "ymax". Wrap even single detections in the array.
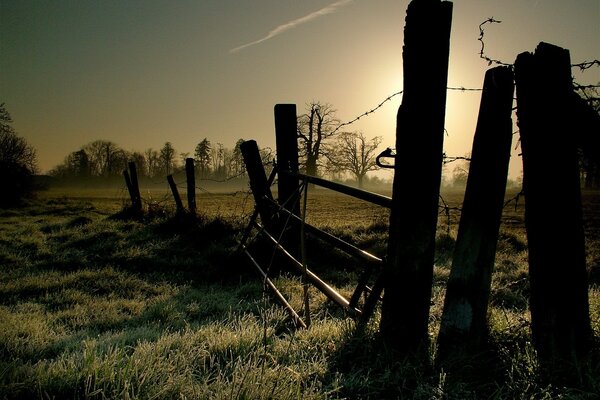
[{"xmin": 0, "ymin": 189, "xmax": 598, "ymax": 399}]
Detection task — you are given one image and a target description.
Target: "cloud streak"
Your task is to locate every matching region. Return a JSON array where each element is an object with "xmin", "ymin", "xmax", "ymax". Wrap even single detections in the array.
[{"xmin": 230, "ymin": 0, "xmax": 353, "ymax": 54}]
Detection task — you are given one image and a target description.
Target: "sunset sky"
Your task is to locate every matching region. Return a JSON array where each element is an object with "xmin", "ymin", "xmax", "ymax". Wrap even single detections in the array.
[{"xmin": 1, "ymin": 0, "xmax": 598, "ymax": 179}]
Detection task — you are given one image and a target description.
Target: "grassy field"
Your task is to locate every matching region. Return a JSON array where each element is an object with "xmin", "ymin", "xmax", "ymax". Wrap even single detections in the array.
[{"xmin": 0, "ymin": 186, "xmax": 598, "ymax": 399}]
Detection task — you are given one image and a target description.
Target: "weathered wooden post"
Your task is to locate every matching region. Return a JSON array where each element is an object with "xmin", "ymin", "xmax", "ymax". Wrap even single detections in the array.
[
  {"xmin": 240, "ymin": 140, "xmax": 275, "ymax": 228},
  {"xmin": 436, "ymin": 66, "xmax": 514, "ymax": 366},
  {"xmin": 123, "ymin": 169, "xmax": 136, "ymax": 208},
  {"xmin": 167, "ymin": 174, "xmax": 185, "ymax": 214},
  {"xmin": 185, "ymin": 158, "xmax": 196, "ymax": 215},
  {"xmin": 274, "ymin": 104, "xmax": 301, "ymax": 257},
  {"xmin": 514, "ymin": 42, "xmax": 592, "ymax": 381},
  {"xmin": 128, "ymin": 161, "xmax": 142, "ymax": 213},
  {"xmin": 380, "ymin": 0, "xmax": 453, "ymax": 357}
]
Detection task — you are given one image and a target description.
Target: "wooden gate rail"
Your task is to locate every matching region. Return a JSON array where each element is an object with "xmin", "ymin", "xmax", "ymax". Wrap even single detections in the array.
[
  {"xmin": 263, "ymin": 196, "xmax": 384, "ymax": 266},
  {"xmin": 253, "ymin": 220, "xmax": 362, "ymax": 316},
  {"xmin": 280, "ymin": 170, "xmax": 392, "ymax": 209},
  {"xmin": 261, "ymin": 195, "xmax": 384, "ymax": 310},
  {"xmin": 241, "ymin": 246, "xmax": 307, "ymax": 329}
]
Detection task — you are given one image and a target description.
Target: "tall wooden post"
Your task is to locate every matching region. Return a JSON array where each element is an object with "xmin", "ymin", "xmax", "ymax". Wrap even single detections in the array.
[
  {"xmin": 128, "ymin": 161, "xmax": 142, "ymax": 213},
  {"xmin": 380, "ymin": 0, "xmax": 453, "ymax": 357},
  {"xmin": 240, "ymin": 140, "xmax": 275, "ymax": 228},
  {"xmin": 274, "ymin": 104, "xmax": 301, "ymax": 258},
  {"xmin": 185, "ymin": 158, "xmax": 196, "ymax": 215},
  {"xmin": 436, "ymin": 66, "xmax": 514, "ymax": 366},
  {"xmin": 515, "ymin": 42, "xmax": 592, "ymax": 381},
  {"xmin": 167, "ymin": 174, "xmax": 185, "ymax": 214}
]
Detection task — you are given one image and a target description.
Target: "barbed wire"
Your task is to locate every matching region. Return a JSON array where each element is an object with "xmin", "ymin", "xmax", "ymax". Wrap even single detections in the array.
[
  {"xmin": 447, "ymin": 86, "xmax": 483, "ymax": 92},
  {"xmin": 331, "ymin": 90, "xmax": 404, "ymax": 135},
  {"xmin": 572, "ymin": 60, "xmax": 600, "ymax": 71},
  {"xmin": 478, "ymin": 18, "xmax": 512, "ymax": 67},
  {"xmin": 443, "ymin": 155, "xmax": 471, "ymax": 165}
]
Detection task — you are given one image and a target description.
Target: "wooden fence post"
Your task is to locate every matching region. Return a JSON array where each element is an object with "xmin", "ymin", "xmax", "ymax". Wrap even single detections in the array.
[
  {"xmin": 167, "ymin": 174, "xmax": 185, "ymax": 214},
  {"xmin": 436, "ymin": 66, "xmax": 514, "ymax": 366},
  {"xmin": 514, "ymin": 42, "xmax": 592, "ymax": 381},
  {"xmin": 240, "ymin": 140, "xmax": 275, "ymax": 228},
  {"xmin": 123, "ymin": 169, "xmax": 136, "ymax": 208},
  {"xmin": 128, "ymin": 161, "xmax": 142, "ymax": 213},
  {"xmin": 380, "ymin": 0, "xmax": 453, "ymax": 357},
  {"xmin": 185, "ymin": 158, "xmax": 196, "ymax": 215},
  {"xmin": 274, "ymin": 104, "xmax": 301, "ymax": 257}
]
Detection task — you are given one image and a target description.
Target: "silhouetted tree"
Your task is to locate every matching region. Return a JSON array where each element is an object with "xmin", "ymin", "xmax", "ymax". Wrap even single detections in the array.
[
  {"xmin": 144, "ymin": 148, "xmax": 161, "ymax": 178},
  {"xmin": 0, "ymin": 103, "xmax": 38, "ymax": 206},
  {"xmin": 229, "ymin": 138, "xmax": 246, "ymax": 177},
  {"xmin": 326, "ymin": 131, "xmax": 382, "ymax": 188},
  {"xmin": 130, "ymin": 152, "xmax": 147, "ymax": 178},
  {"xmin": 83, "ymin": 140, "xmax": 124, "ymax": 177},
  {"xmin": 194, "ymin": 138, "xmax": 211, "ymax": 178},
  {"xmin": 573, "ymin": 86, "xmax": 600, "ymax": 188},
  {"xmin": 211, "ymin": 143, "xmax": 226, "ymax": 179},
  {"xmin": 297, "ymin": 102, "xmax": 340, "ymax": 177},
  {"xmin": 159, "ymin": 142, "xmax": 176, "ymax": 176}
]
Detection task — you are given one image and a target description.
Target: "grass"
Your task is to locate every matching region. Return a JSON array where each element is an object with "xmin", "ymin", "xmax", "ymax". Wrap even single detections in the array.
[{"xmin": 0, "ymin": 187, "xmax": 598, "ymax": 399}]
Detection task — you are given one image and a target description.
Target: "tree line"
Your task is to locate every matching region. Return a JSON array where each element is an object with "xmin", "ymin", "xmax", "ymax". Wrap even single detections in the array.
[
  {"xmin": 49, "ymin": 101, "xmax": 386, "ymax": 188},
  {"xmin": 49, "ymin": 138, "xmax": 250, "ymax": 182}
]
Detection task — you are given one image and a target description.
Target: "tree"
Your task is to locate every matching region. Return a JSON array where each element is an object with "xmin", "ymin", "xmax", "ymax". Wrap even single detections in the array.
[
  {"xmin": 573, "ymin": 86, "xmax": 600, "ymax": 188},
  {"xmin": 83, "ymin": 140, "xmax": 124, "ymax": 177},
  {"xmin": 194, "ymin": 138, "xmax": 211, "ymax": 178},
  {"xmin": 210, "ymin": 143, "xmax": 226, "ymax": 179},
  {"xmin": 297, "ymin": 102, "xmax": 340, "ymax": 177},
  {"xmin": 130, "ymin": 151, "xmax": 147, "ymax": 178},
  {"xmin": 144, "ymin": 148, "xmax": 161, "ymax": 178},
  {"xmin": 0, "ymin": 103, "xmax": 38, "ymax": 206},
  {"xmin": 159, "ymin": 142, "xmax": 176, "ymax": 176},
  {"xmin": 326, "ymin": 132, "xmax": 382, "ymax": 188},
  {"xmin": 229, "ymin": 138, "xmax": 246, "ymax": 177}
]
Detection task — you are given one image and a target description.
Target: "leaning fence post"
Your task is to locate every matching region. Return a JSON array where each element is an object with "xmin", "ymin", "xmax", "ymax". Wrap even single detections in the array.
[
  {"xmin": 123, "ymin": 169, "xmax": 136, "ymax": 209},
  {"xmin": 274, "ymin": 104, "xmax": 301, "ymax": 258},
  {"xmin": 167, "ymin": 174, "xmax": 185, "ymax": 214},
  {"xmin": 240, "ymin": 140, "xmax": 275, "ymax": 229},
  {"xmin": 128, "ymin": 161, "xmax": 142, "ymax": 213},
  {"xmin": 436, "ymin": 66, "xmax": 514, "ymax": 366},
  {"xmin": 515, "ymin": 42, "xmax": 592, "ymax": 381},
  {"xmin": 380, "ymin": 0, "xmax": 453, "ymax": 357},
  {"xmin": 185, "ymin": 158, "xmax": 196, "ymax": 215}
]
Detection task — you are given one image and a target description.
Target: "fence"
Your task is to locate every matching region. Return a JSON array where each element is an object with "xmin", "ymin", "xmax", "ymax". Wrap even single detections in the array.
[
  {"xmin": 234, "ymin": 0, "xmax": 596, "ymax": 382},
  {"xmin": 114, "ymin": 0, "xmax": 598, "ymax": 382}
]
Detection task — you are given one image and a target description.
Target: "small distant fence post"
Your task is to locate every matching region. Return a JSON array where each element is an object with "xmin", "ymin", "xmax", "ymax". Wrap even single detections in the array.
[
  {"xmin": 167, "ymin": 174, "xmax": 185, "ymax": 214},
  {"xmin": 380, "ymin": 0, "xmax": 453, "ymax": 356},
  {"xmin": 128, "ymin": 162, "xmax": 142, "ymax": 213},
  {"xmin": 185, "ymin": 158, "xmax": 196, "ymax": 215},
  {"xmin": 123, "ymin": 162, "xmax": 142, "ymax": 214},
  {"xmin": 240, "ymin": 140, "xmax": 275, "ymax": 228},
  {"xmin": 514, "ymin": 42, "xmax": 592, "ymax": 380},
  {"xmin": 274, "ymin": 104, "xmax": 301, "ymax": 257},
  {"xmin": 436, "ymin": 66, "xmax": 514, "ymax": 365}
]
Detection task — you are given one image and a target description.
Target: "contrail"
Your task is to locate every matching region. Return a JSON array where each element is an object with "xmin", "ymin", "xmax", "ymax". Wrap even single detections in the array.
[{"xmin": 230, "ymin": 0, "xmax": 354, "ymax": 54}]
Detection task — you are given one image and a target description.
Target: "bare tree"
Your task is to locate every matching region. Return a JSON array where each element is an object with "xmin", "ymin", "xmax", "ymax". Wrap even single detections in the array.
[
  {"xmin": 0, "ymin": 102, "xmax": 38, "ymax": 206},
  {"xmin": 326, "ymin": 131, "xmax": 382, "ymax": 188},
  {"xmin": 144, "ymin": 148, "xmax": 161, "ymax": 178},
  {"xmin": 83, "ymin": 140, "xmax": 124, "ymax": 177},
  {"xmin": 159, "ymin": 142, "xmax": 176, "ymax": 176},
  {"xmin": 297, "ymin": 102, "xmax": 340, "ymax": 177},
  {"xmin": 229, "ymin": 138, "xmax": 246, "ymax": 177}
]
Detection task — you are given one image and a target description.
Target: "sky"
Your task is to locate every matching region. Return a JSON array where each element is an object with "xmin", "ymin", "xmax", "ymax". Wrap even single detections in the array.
[{"xmin": 1, "ymin": 0, "xmax": 599, "ymax": 179}]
